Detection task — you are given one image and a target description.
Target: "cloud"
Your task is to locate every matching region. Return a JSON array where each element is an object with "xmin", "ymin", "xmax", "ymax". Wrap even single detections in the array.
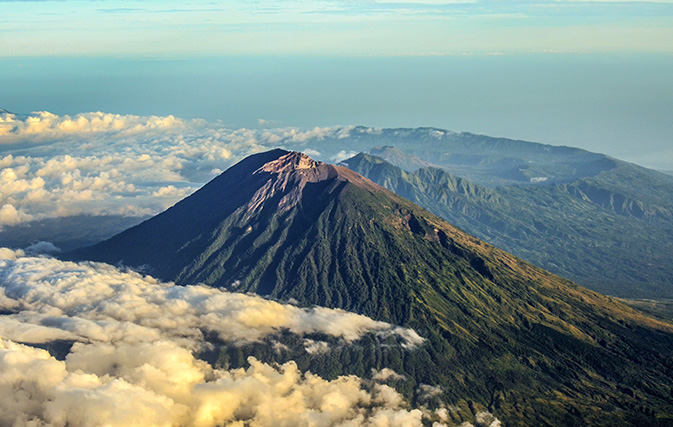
[
  {"xmin": 459, "ymin": 411, "xmax": 502, "ymax": 427},
  {"xmin": 0, "ymin": 203, "xmax": 32, "ymax": 225},
  {"xmin": 372, "ymin": 368, "xmax": 406, "ymax": 382},
  {"xmin": 0, "ymin": 339, "xmax": 428, "ymax": 427},
  {"xmin": 0, "ymin": 250, "xmax": 440, "ymax": 426},
  {"xmin": 24, "ymin": 241, "xmax": 61, "ymax": 255},
  {"xmin": 0, "ymin": 111, "xmax": 187, "ymax": 141},
  {"xmin": 0, "ymin": 111, "xmax": 375, "ymax": 229},
  {"xmin": 303, "ymin": 338, "xmax": 331, "ymax": 354},
  {"xmin": 0, "ymin": 251, "xmax": 422, "ymax": 347},
  {"xmin": 417, "ymin": 384, "xmax": 444, "ymax": 402},
  {"xmin": 0, "ymin": 254, "xmax": 502, "ymax": 425},
  {"xmin": 152, "ymin": 184, "xmax": 194, "ymax": 198},
  {"xmin": 332, "ymin": 149, "xmax": 359, "ymax": 163}
]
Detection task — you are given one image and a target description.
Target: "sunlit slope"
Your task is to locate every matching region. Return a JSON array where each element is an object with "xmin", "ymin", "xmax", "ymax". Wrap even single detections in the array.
[
  {"xmin": 344, "ymin": 153, "xmax": 673, "ymax": 299},
  {"xmin": 70, "ymin": 150, "xmax": 673, "ymax": 426}
]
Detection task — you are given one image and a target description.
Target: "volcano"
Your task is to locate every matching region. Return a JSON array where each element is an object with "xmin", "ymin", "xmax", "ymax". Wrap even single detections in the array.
[{"xmin": 69, "ymin": 149, "xmax": 673, "ymax": 426}]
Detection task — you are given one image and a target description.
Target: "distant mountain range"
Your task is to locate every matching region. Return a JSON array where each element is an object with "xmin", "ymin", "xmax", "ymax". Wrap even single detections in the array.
[
  {"xmin": 68, "ymin": 149, "xmax": 673, "ymax": 426},
  {"xmin": 342, "ymin": 150, "xmax": 673, "ymax": 299},
  {"xmin": 299, "ymin": 128, "xmax": 673, "ymax": 299},
  {"xmin": 309, "ymin": 127, "xmax": 620, "ymax": 187}
]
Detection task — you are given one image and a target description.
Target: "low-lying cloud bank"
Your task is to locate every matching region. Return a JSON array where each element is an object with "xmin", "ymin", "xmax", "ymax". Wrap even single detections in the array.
[
  {"xmin": 0, "ymin": 250, "xmax": 447, "ymax": 426},
  {"xmin": 0, "ymin": 111, "xmax": 189, "ymax": 140},
  {"xmin": 0, "ymin": 251, "xmax": 502, "ymax": 427},
  {"xmin": 0, "ymin": 110, "xmax": 361, "ymax": 228},
  {"xmin": 1, "ymin": 339, "xmax": 426, "ymax": 427},
  {"xmin": 0, "ymin": 249, "xmax": 423, "ymax": 350}
]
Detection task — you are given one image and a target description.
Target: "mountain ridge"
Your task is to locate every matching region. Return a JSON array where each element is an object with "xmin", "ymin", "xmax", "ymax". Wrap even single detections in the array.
[
  {"xmin": 67, "ymin": 149, "xmax": 673, "ymax": 426},
  {"xmin": 343, "ymin": 152, "xmax": 673, "ymax": 298},
  {"xmin": 312, "ymin": 126, "xmax": 614, "ymax": 186}
]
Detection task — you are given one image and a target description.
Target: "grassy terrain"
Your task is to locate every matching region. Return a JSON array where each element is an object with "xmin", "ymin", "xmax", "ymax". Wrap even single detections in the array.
[{"xmin": 623, "ymin": 299, "xmax": 673, "ymax": 322}]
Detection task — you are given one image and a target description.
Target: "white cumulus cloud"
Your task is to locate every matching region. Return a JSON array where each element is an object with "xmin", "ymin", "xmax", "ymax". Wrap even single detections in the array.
[
  {"xmin": 0, "ymin": 111, "xmax": 371, "ymax": 229},
  {"xmin": 0, "ymin": 338, "xmax": 427, "ymax": 427},
  {"xmin": 0, "ymin": 250, "xmax": 433, "ymax": 427},
  {"xmin": 0, "ymin": 111, "xmax": 187, "ymax": 141},
  {"xmin": 0, "ymin": 251, "xmax": 422, "ymax": 348}
]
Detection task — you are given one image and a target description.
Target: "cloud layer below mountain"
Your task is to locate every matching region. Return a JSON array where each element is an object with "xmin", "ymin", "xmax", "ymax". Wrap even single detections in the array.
[
  {"xmin": 0, "ymin": 250, "xmax": 423, "ymax": 350},
  {"xmin": 0, "ymin": 250, "xmax": 444, "ymax": 427}
]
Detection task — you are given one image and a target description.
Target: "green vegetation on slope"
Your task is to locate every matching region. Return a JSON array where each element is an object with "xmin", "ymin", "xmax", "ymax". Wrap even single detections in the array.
[
  {"xmin": 70, "ymin": 150, "xmax": 673, "ymax": 426},
  {"xmin": 344, "ymin": 153, "xmax": 673, "ymax": 299},
  {"xmin": 622, "ymin": 299, "xmax": 673, "ymax": 323}
]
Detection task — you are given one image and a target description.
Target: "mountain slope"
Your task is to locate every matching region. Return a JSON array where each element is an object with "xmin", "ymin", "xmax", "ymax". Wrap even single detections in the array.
[
  {"xmin": 343, "ymin": 153, "xmax": 673, "ymax": 299},
  {"xmin": 69, "ymin": 150, "xmax": 673, "ymax": 426}
]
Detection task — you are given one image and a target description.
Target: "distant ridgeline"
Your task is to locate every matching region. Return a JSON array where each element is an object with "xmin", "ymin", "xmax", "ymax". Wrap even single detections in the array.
[
  {"xmin": 68, "ymin": 149, "xmax": 673, "ymax": 426},
  {"xmin": 321, "ymin": 128, "xmax": 673, "ymax": 300}
]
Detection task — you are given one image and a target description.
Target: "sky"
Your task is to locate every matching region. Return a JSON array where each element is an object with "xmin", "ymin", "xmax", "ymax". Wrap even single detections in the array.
[
  {"xmin": 1, "ymin": 0, "xmax": 672, "ymax": 169},
  {"xmin": 2, "ymin": 0, "xmax": 673, "ymax": 56},
  {"xmin": 0, "ymin": 4, "xmax": 671, "ymax": 423}
]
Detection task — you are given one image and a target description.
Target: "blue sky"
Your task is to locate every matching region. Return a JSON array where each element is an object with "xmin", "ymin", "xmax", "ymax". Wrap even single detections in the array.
[
  {"xmin": 2, "ymin": 0, "xmax": 673, "ymax": 57},
  {"xmin": 1, "ymin": 0, "xmax": 672, "ymax": 169}
]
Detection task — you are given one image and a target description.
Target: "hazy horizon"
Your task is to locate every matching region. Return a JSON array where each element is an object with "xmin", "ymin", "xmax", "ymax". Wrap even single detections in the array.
[
  {"xmin": 2, "ymin": 0, "xmax": 673, "ymax": 171},
  {"xmin": 2, "ymin": 54, "xmax": 672, "ymax": 171}
]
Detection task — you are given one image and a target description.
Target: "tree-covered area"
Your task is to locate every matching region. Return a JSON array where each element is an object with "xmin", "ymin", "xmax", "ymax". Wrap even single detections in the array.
[
  {"xmin": 345, "ymin": 153, "xmax": 673, "ymax": 299},
  {"xmin": 70, "ymin": 150, "xmax": 673, "ymax": 426}
]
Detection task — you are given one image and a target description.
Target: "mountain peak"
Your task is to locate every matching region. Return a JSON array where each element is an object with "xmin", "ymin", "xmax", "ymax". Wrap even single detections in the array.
[
  {"xmin": 258, "ymin": 151, "xmax": 322, "ymax": 174},
  {"xmin": 250, "ymin": 149, "xmax": 381, "ymax": 192}
]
